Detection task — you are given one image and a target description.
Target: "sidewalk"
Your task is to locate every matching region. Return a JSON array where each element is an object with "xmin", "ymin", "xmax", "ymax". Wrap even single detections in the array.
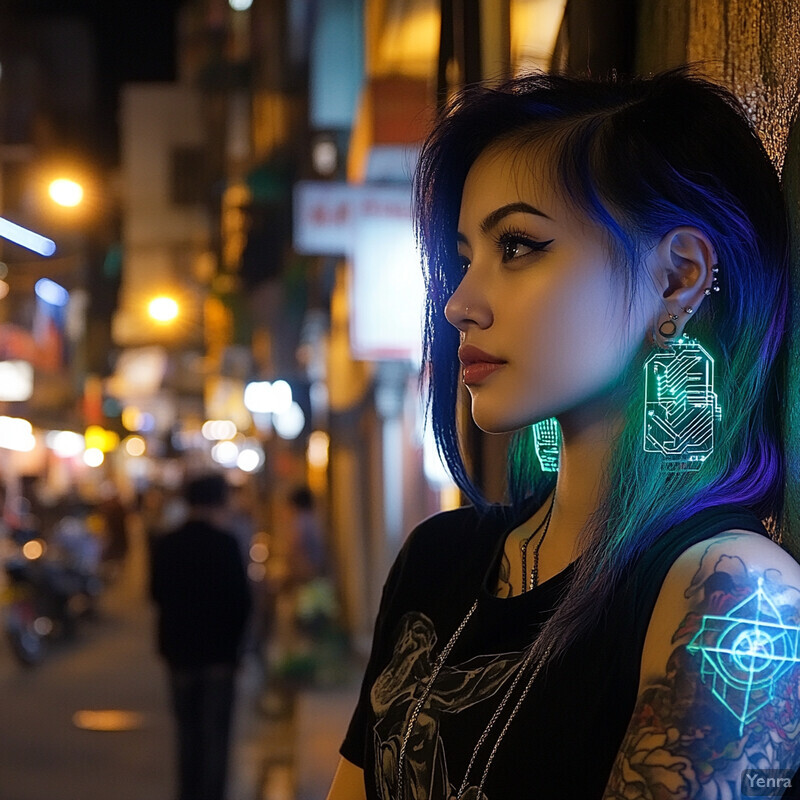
[
  {"xmin": 0, "ymin": 510, "xmax": 358, "ymax": 800},
  {"xmin": 258, "ymin": 671, "xmax": 361, "ymax": 800}
]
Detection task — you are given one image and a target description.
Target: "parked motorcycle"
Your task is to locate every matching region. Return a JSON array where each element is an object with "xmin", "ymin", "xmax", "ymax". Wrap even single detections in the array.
[{"xmin": 1, "ymin": 518, "xmax": 102, "ymax": 666}]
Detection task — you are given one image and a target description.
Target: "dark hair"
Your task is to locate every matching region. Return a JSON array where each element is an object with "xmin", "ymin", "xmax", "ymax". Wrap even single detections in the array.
[
  {"xmin": 414, "ymin": 66, "xmax": 791, "ymax": 661},
  {"xmin": 184, "ymin": 473, "xmax": 229, "ymax": 508},
  {"xmin": 289, "ymin": 486, "xmax": 314, "ymax": 510}
]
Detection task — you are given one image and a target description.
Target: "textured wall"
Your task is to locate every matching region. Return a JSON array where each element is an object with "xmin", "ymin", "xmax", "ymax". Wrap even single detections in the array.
[{"xmin": 637, "ymin": 0, "xmax": 799, "ymax": 171}]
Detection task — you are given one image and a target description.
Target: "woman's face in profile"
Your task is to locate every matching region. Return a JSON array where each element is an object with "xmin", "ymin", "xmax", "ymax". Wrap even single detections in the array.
[{"xmin": 445, "ymin": 141, "xmax": 659, "ymax": 435}]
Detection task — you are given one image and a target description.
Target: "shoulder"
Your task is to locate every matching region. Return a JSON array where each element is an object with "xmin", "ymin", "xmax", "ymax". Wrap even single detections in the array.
[
  {"xmin": 603, "ymin": 530, "xmax": 800, "ymax": 798},
  {"xmin": 641, "ymin": 527, "xmax": 800, "ymax": 689},
  {"xmin": 378, "ymin": 504, "xmax": 508, "ymax": 607},
  {"xmin": 151, "ymin": 527, "xmax": 181, "ymax": 554},
  {"xmin": 399, "ymin": 503, "xmax": 508, "ymax": 567},
  {"xmin": 406, "ymin": 504, "xmax": 488, "ymax": 542},
  {"xmin": 670, "ymin": 527, "xmax": 799, "ymax": 585}
]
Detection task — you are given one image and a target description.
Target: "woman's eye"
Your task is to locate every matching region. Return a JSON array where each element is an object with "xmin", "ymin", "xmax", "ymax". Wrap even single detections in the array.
[
  {"xmin": 458, "ymin": 254, "xmax": 470, "ymax": 273},
  {"xmin": 501, "ymin": 238, "xmax": 533, "ymax": 260},
  {"xmin": 498, "ymin": 234, "xmax": 552, "ymax": 262}
]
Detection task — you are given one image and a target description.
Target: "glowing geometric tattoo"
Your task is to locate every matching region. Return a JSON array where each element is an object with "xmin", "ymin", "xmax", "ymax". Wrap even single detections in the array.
[
  {"xmin": 643, "ymin": 336, "xmax": 721, "ymax": 470},
  {"xmin": 532, "ymin": 417, "xmax": 560, "ymax": 472},
  {"xmin": 687, "ymin": 578, "xmax": 800, "ymax": 735}
]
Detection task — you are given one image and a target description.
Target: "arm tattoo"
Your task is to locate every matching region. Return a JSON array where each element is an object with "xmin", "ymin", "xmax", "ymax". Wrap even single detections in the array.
[
  {"xmin": 495, "ymin": 553, "xmax": 512, "ymax": 598},
  {"xmin": 605, "ymin": 544, "xmax": 800, "ymax": 799}
]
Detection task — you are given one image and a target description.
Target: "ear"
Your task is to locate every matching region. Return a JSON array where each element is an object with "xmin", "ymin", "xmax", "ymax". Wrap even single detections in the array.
[{"xmin": 651, "ymin": 227, "xmax": 717, "ymax": 338}]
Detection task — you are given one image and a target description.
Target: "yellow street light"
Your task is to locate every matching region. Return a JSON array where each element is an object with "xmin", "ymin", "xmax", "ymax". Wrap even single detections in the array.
[
  {"xmin": 148, "ymin": 296, "xmax": 180, "ymax": 324},
  {"xmin": 48, "ymin": 178, "xmax": 84, "ymax": 208}
]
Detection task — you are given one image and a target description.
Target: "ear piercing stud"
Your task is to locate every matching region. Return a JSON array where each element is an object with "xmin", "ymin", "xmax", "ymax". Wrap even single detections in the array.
[{"xmin": 704, "ymin": 266, "xmax": 720, "ymax": 296}]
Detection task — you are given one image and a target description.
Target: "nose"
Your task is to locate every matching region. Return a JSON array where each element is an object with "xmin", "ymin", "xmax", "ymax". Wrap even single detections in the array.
[{"xmin": 444, "ymin": 277, "xmax": 493, "ymax": 332}]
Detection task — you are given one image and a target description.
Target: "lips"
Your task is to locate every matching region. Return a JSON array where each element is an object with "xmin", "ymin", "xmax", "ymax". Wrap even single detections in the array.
[{"xmin": 458, "ymin": 345, "xmax": 507, "ymax": 386}]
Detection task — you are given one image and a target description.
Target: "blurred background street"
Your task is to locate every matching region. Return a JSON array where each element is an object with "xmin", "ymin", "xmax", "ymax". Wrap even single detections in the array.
[{"xmin": 0, "ymin": 514, "xmax": 360, "ymax": 800}]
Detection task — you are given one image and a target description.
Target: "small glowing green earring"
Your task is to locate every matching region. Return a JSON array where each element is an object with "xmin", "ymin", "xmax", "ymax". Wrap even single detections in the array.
[
  {"xmin": 532, "ymin": 417, "xmax": 560, "ymax": 472},
  {"xmin": 643, "ymin": 310, "xmax": 721, "ymax": 470}
]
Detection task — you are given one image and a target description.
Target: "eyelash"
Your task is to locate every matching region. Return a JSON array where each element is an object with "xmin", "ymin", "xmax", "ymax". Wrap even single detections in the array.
[
  {"xmin": 458, "ymin": 229, "xmax": 553, "ymax": 273},
  {"xmin": 494, "ymin": 227, "xmax": 554, "ymax": 262}
]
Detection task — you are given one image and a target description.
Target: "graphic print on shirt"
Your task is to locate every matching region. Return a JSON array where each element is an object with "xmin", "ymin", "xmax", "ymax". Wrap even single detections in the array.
[{"xmin": 370, "ymin": 611, "xmax": 522, "ymax": 800}]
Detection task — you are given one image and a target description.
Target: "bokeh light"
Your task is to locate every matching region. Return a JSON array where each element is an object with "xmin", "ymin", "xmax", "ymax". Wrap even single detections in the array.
[
  {"xmin": 307, "ymin": 430, "xmax": 330, "ymax": 469},
  {"xmin": 48, "ymin": 178, "xmax": 84, "ymax": 207},
  {"xmin": 124, "ymin": 435, "xmax": 146, "ymax": 457},
  {"xmin": 148, "ymin": 296, "xmax": 179, "ymax": 323},
  {"xmin": 83, "ymin": 447, "xmax": 104, "ymax": 467},
  {"xmin": 46, "ymin": 430, "xmax": 85, "ymax": 458},
  {"xmin": 274, "ymin": 401, "xmax": 305, "ymax": 440},
  {"xmin": 202, "ymin": 419, "xmax": 238, "ymax": 441},
  {"xmin": 211, "ymin": 440, "xmax": 239, "ymax": 467}
]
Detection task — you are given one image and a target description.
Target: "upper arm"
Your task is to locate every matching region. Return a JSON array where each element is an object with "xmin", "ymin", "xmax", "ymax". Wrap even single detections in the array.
[
  {"xmin": 326, "ymin": 756, "xmax": 366, "ymax": 800},
  {"xmin": 603, "ymin": 531, "xmax": 800, "ymax": 799}
]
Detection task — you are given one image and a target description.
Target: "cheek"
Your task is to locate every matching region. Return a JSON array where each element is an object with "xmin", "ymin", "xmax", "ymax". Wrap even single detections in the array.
[{"xmin": 524, "ymin": 268, "xmax": 635, "ymax": 390}]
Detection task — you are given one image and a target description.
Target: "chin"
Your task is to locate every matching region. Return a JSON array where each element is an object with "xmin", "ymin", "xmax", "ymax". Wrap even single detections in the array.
[{"xmin": 469, "ymin": 405, "xmax": 531, "ymax": 436}]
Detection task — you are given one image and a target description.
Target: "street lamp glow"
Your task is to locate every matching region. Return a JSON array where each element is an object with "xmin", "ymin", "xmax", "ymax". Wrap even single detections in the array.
[
  {"xmin": 148, "ymin": 296, "xmax": 179, "ymax": 323},
  {"xmin": 48, "ymin": 178, "xmax": 84, "ymax": 208},
  {"xmin": 229, "ymin": 0, "xmax": 253, "ymax": 9}
]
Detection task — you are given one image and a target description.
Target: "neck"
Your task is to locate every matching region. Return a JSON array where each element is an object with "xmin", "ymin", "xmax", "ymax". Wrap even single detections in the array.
[
  {"xmin": 189, "ymin": 506, "xmax": 227, "ymax": 526},
  {"xmin": 546, "ymin": 398, "xmax": 624, "ymax": 561}
]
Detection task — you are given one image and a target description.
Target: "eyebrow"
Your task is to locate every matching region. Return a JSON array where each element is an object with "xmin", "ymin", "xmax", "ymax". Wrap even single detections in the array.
[
  {"xmin": 480, "ymin": 202, "xmax": 552, "ymax": 233},
  {"xmin": 457, "ymin": 201, "xmax": 553, "ymax": 243}
]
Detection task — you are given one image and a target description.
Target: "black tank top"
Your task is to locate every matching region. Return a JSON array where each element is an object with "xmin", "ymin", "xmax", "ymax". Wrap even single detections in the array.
[{"xmin": 342, "ymin": 501, "xmax": 768, "ymax": 799}]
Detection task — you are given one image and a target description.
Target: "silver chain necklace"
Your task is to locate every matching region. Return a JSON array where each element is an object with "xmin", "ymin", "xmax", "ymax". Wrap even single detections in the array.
[
  {"xmin": 395, "ymin": 598, "xmax": 478, "ymax": 800},
  {"xmin": 395, "ymin": 513, "xmax": 557, "ymax": 800}
]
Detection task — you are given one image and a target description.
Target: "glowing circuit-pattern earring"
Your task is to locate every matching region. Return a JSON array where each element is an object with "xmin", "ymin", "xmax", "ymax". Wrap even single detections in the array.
[
  {"xmin": 532, "ymin": 417, "xmax": 560, "ymax": 472},
  {"xmin": 642, "ymin": 267, "xmax": 722, "ymax": 470},
  {"xmin": 643, "ymin": 333, "xmax": 721, "ymax": 470}
]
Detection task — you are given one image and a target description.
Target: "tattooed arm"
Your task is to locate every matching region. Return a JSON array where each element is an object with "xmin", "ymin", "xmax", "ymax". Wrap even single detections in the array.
[{"xmin": 603, "ymin": 532, "xmax": 800, "ymax": 800}]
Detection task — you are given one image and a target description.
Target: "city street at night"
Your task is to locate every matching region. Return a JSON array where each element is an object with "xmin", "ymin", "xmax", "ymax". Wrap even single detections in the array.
[
  {"xmin": 1, "ymin": 523, "xmax": 258, "ymax": 800},
  {"xmin": 0, "ymin": 567, "xmax": 175, "ymax": 800},
  {"xmin": 3, "ymin": 1, "xmax": 798, "ymax": 799},
  {"xmin": 0, "ymin": 519, "xmax": 357, "ymax": 800}
]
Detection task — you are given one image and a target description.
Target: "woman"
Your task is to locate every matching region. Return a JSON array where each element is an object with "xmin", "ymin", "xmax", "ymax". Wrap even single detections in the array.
[{"xmin": 327, "ymin": 67, "xmax": 800, "ymax": 799}]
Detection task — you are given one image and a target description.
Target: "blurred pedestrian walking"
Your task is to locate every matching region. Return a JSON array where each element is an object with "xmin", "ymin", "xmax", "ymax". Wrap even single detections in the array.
[
  {"xmin": 150, "ymin": 473, "xmax": 252, "ymax": 800},
  {"xmin": 97, "ymin": 481, "xmax": 130, "ymax": 583},
  {"xmin": 287, "ymin": 485, "xmax": 327, "ymax": 583}
]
